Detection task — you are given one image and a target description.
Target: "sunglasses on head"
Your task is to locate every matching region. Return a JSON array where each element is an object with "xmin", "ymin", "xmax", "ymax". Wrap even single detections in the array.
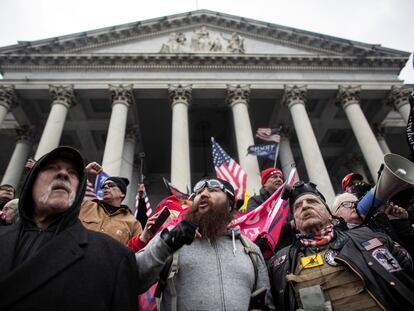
[
  {"xmin": 192, "ymin": 179, "xmax": 234, "ymax": 199},
  {"xmin": 101, "ymin": 182, "xmax": 118, "ymax": 190}
]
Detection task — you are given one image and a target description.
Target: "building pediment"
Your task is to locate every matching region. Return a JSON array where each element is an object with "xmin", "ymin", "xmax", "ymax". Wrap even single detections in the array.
[{"xmin": 0, "ymin": 10, "xmax": 409, "ymax": 59}]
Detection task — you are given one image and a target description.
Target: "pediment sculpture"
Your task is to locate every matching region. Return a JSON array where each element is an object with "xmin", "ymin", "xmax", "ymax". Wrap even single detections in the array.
[{"xmin": 160, "ymin": 26, "xmax": 245, "ymax": 54}]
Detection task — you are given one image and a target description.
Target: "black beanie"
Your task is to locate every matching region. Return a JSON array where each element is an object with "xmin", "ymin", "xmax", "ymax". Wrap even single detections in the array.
[{"xmin": 105, "ymin": 177, "xmax": 129, "ymax": 195}]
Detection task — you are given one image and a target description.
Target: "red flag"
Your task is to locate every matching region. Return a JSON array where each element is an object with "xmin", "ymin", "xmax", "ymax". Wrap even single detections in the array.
[{"xmin": 228, "ymin": 168, "xmax": 297, "ymax": 250}]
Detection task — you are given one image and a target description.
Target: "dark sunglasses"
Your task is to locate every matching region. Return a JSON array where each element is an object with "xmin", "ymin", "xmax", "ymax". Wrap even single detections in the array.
[
  {"xmin": 101, "ymin": 182, "xmax": 118, "ymax": 190},
  {"xmin": 192, "ymin": 179, "xmax": 234, "ymax": 198}
]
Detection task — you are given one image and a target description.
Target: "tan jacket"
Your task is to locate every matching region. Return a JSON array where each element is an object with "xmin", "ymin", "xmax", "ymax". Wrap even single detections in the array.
[{"xmin": 79, "ymin": 200, "xmax": 142, "ymax": 245}]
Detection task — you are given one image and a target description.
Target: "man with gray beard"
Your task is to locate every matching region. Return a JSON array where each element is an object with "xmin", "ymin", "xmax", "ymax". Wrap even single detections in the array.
[{"xmin": 0, "ymin": 146, "xmax": 179, "ymax": 310}]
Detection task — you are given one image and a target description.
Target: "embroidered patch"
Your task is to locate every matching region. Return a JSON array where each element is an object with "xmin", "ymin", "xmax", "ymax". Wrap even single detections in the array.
[
  {"xmin": 362, "ymin": 238, "xmax": 383, "ymax": 251},
  {"xmin": 324, "ymin": 249, "xmax": 339, "ymax": 266},
  {"xmin": 372, "ymin": 248, "xmax": 402, "ymax": 272},
  {"xmin": 301, "ymin": 253, "xmax": 324, "ymax": 269},
  {"xmin": 272, "ymin": 255, "xmax": 286, "ymax": 267}
]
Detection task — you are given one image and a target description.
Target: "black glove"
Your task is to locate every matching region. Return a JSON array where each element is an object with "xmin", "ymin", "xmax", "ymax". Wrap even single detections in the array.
[
  {"xmin": 255, "ymin": 235, "xmax": 269, "ymax": 253},
  {"xmin": 161, "ymin": 220, "xmax": 198, "ymax": 252}
]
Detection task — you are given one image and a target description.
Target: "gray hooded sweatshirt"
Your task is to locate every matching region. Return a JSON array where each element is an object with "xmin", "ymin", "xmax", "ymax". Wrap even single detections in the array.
[{"xmin": 138, "ymin": 226, "xmax": 274, "ymax": 311}]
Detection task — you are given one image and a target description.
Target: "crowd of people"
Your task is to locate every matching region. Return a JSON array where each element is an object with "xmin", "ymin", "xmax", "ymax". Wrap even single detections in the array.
[{"xmin": 1, "ymin": 140, "xmax": 414, "ymax": 310}]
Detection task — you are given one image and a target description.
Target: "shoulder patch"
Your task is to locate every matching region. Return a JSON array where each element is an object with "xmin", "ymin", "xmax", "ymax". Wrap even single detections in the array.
[
  {"xmin": 361, "ymin": 238, "xmax": 383, "ymax": 251},
  {"xmin": 324, "ymin": 249, "xmax": 340, "ymax": 266},
  {"xmin": 272, "ymin": 255, "xmax": 287, "ymax": 268},
  {"xmin": 372, "ymin": 248, "xmax": 402, "ymax": 273}
]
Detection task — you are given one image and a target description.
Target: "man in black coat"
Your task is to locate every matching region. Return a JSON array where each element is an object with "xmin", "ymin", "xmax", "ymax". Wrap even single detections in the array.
[
  {"xmin": 0, "ymin": 147, "xmax": 141, "ymax": 310},
  {"xmin": 269, "ymin": 182, "xmax": 414, "ymax": 311}
]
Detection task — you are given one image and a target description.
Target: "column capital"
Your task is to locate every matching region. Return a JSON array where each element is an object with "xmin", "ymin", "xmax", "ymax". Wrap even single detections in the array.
[
  {"xmin": 226, "ymin": 84, "xmax": 250, "ymax": 107},
  {"xmin": 372, "ymin": 123, "xmax": 386, "ymax": 138},
  {"xmin": 336, "ymin": 85, "xmax": 361, "ymax": 109},
  {"xmin": 282, "ymin": 85, "xmax": 307, "ymax": 109},
  {"xmin": 125, "ymin": 125, "xmax": 139, "ymax": 142},
  {"xmin": 279, "ymin": 124, "xmax": 292, "ymax": 139},
  {"xmin": 387, "ymin": 85, "xmax": 412, "ymax": 111},
  {"xmin": 0, "ymin": 85, "xmax": 18, "ymax": 110},
  {"xmin": 49, "ymin": 85, "xmax": 76, "ymax": 108},
  {"xmin": 109, "ymin": 84, "xmax": 134, "ymax": 107},
  {"xmin": 15, "ymin": 125, "xmax": 36, "ymax": 143},
  {"xmin": 168, "ymin": 84, "xmax": 192, "ymax": 107}
]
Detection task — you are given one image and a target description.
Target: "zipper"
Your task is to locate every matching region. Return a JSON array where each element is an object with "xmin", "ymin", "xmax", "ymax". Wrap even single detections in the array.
[
  {"xmin": 335, "ymin": 256, "xmax": 385, "ymax": 310},
  {"xmin": 212, "ymin": 240, "xmax": 226, "ymax": 311}
]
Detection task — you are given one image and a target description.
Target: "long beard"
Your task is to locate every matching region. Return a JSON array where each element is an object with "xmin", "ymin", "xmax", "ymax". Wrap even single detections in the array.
[{"xmin": 184, "ymin": 200, "xmax": 234, "ymax": 242}]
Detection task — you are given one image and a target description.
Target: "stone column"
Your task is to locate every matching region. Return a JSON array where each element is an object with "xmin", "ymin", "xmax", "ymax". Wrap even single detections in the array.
[
  {"xmin": 169, "ymin": 84, "xmax": 191, "ymax": 192},
  {"xmin": 120, "ymin": 127, "xmax": 138, "ymax": 204},
  {"xmin": 102, "ymin": 85, "xmax": 133, "ymax": 176},
  {"xmin": 2, "ymin": 127, "xmax": 34, "ymax": 187},
  {"xmin": 35, "ymin": 85, "xmax": 76, "ymax": 159},
  {"xmin": 279, "ymin": 125, "xmax": 299, "ymax": 182},
  {"xmin": 0, "ymin": 85, "xmax": 18, "ymax": 126},
  {"xmin": 337, "ymin": 85, "xmax": 384, "ymax": 180},
  {"xmin": 282, "ymin": 85, "xmax": 335, "ymax": 204},
  {"xmin": 387, "ymin": 85, "xmax": 412, "ymax": 123},
  {"xmin": 373, "ymin": 124, "xmax": 391, "ymax": 154},
  {"xmin": 128, "ymin": 166, "xmax": 139, "ymax": 212},
  {"xmin": 226, "ymin": 85, "xmax": 261, "ymax": 194}
]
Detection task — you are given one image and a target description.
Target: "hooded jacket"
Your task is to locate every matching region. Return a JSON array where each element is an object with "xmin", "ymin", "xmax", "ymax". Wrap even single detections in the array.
[{"xmin": 0, "ymin": 147, "xmax": 139, "ymax": 311}]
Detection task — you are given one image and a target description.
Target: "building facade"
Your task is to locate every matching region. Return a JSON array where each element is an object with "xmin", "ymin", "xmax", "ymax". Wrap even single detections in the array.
[{"xmin": 0, "ymin": 10, "xmax": 411, "ymax": 206}]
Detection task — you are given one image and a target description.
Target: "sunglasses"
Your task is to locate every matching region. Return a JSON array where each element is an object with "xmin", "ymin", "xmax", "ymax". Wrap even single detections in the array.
[
  {"xmin": 101, "ymin": 182, "xmax": 118, "ymax": 190},
  {"xmin": 192, "ymin": 179, "xmax": 234, "ymax": 198}
]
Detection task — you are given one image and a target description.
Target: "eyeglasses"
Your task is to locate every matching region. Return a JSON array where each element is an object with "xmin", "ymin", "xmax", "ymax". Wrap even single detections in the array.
[
  {"xmin": 338, "ymin": 201, "xmax": 356, "ymax": 210},
  {"xmin": 101, "ymin": 182, "xmax": 118, "ymax": 190},
  {"xmin": 192, "ymin": 179, "xmax": 234, "ymax": 198}
]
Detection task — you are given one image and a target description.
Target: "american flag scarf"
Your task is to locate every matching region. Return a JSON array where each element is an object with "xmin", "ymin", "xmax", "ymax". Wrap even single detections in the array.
[{"xmin": 298, "ymin": 225, "xmax": 334, "ymax": 247}]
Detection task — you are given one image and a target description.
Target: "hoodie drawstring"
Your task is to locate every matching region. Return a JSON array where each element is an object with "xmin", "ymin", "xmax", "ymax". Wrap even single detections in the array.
[{"xmin": 232, "ymin": 229, "xmax": 236, "ymax": 256}]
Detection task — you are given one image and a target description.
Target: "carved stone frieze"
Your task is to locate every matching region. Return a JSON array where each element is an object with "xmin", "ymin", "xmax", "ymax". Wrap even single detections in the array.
[
  {"xmin": 282, "ymin": 85, "xmax": 307, "ymax": 108},
  {"xmin": 226, "ymin": 84, "xmax": 250, "ymax": 106},
  {"xmin": 387, "ymin": 85, "xmax": 412, "ymax": 111},
  {"xmin": 49, "ymin": 85, "xmax": 76, "ymax": 108},
  {"xmin": 336, "ymin": 85, "xmax": 361, "ymax": 108},
  {"xmin": 159, "ymin": 26, "xmax": 244, "ymax": 54},
  {"xmin": 108, "ymin": 84, "xmax": 134, "ymax": 106},
  {"xmin": 168, "ymin": 84, "xmax": 192, "ymax": 106},
  {"xmin": 0, "ymin": 85, "xmax": 18, "ymax": 110}
]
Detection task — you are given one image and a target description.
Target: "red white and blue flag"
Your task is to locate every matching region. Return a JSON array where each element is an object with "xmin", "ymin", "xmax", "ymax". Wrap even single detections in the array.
[
  {"xmin": 211, "ymin": 137, "xmax": 247, "ymax": 202},
  {"xmin": 84, "ymin": 180, "xmax": 98, "ymax": 201},
  {"xmin": 135, "ymin": 192, "xmax": 152, "ymax": 218}
]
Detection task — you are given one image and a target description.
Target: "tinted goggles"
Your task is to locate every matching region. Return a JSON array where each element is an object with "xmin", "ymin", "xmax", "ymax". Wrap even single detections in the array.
[
  {"xmin": 192, "ymin": 179, "xmax": 235, "ymax": 199},
  {"xmin": 101, "ymin": 182, "xmax": 118, "ymax": 190}
]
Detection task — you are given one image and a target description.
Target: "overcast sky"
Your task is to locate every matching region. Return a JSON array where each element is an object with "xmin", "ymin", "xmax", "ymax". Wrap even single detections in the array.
[{"xmin": 0, "ymin": 0, "xmax": 413, "ymax": 81}]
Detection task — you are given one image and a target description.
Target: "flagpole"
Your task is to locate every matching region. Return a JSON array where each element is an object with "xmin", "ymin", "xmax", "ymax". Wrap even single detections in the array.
[{"xmin": 273, "ymin": 126, "xmax": 282, "ymax": 168}]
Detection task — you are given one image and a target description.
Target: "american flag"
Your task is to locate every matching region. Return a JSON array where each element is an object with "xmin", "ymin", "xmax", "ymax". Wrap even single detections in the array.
[
  {"xmin": 84, "ymin": 180, "xmax": 98, "ymax": 201},
  {"xmin": 135, "ymin": 192, "xmax": 152, "ymax": 217},
  {"xmin": 211, "ymin": 137, "xmax": 247, "ymax": 201},
  {"xmin": 256, "ymin": 128, "xmax": 281, "ymax": 143}
]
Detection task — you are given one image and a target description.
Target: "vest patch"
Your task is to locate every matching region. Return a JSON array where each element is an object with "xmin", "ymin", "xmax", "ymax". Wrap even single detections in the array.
[
  {"xmin": 372, "ymin": 247, "xmax": 402, "ymax": 272},
  {"xmin": 324, "ymin": 249, "xmax": 339, "ymax": 266},
  {"xmin": 301, "ymin": 253, "xmax": 324, "ymax": 269},
  {"xmin": 272, "ymin": 255, "xmax": 286, "ymax": 268},
  {"xmin": 361, "ymin": 238, "xmax": 383, "ymax": 251}
]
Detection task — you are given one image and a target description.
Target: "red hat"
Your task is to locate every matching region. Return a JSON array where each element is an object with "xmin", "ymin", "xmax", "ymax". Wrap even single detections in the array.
[
  {"xmin": 155, "ymin": 195, "xmax": 183, "ymax": 214},
  {"xmin": 341, "ymin": 173, "xmax": 363, "ymax": 191},
  {"xmin": 261, "ymin": 168, "xmax": 283, "ymax": 185}
]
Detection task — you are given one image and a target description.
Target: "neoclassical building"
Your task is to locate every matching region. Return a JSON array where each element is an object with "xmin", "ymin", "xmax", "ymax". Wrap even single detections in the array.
[{"xmin": 0, "ymin": 10, "xmax": 411, "ymax": 206}]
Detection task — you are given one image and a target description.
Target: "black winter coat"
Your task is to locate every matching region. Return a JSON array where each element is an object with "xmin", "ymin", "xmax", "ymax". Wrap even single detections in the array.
[{"xmin": 268, "ymin": 226, "xmax": 414, "ymax": 311}]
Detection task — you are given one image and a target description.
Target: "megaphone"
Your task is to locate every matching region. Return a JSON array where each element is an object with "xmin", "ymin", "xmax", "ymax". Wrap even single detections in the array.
[{"xmin": 357, "ymin": 153, "xmax": 414, "ymax": 218}]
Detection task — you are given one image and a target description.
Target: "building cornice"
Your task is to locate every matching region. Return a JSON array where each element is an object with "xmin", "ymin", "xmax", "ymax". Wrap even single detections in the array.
[
  {"xmin": 0, "ymin": 11, "xmax": 409, "ymax": 58},
  {"xmin": 0, "ymin": 53, "xmax": 407, "ymax": 72}
]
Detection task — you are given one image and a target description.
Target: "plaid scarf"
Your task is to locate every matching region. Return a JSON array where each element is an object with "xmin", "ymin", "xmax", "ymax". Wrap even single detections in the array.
[{"xmin": 298, "ymin": 225, "xmax": 334, "ymax": 247}]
